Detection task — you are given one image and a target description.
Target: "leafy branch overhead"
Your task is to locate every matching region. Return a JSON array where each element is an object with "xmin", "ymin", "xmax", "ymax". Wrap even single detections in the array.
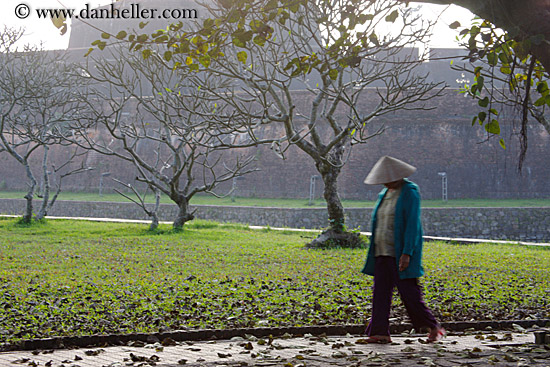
[
  {"xmin": 450, "ymin": 17, "xmax": 549, "ymax": 167},
  {"xmin": 87, "ymin": 0, "xmax": 405, "ymax": 78},
  {"xmin": 390, "ymin": 0, "xmax": 550, "ymax": 169}
]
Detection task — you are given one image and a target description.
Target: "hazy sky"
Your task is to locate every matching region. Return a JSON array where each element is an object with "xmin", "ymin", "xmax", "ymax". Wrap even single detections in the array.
[{"xmin": 2, "ymin": 0, "xmax": 476, "ymax": 50}]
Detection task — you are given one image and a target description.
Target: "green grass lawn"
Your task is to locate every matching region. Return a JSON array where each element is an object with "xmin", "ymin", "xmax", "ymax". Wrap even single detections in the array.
[
  {"xmin": 0, "ymin": 217, "xmax": 548, "ymax": 344},
  {"xmin": 1, "ymin": 190, "xmax": 550, "ymax": 208}
]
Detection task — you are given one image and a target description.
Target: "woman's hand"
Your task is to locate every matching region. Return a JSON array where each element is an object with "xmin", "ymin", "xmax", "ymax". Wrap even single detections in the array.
[{"xmin": 399, "ymin": 254, "xmax": 410, "ymax": 271}]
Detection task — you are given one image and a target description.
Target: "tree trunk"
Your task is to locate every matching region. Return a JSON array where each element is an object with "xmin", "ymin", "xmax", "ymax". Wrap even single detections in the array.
[
  {"xmin": 306, "ymin": 167, "xmax": 365, "ymax": 248},
  {"xmin": 22, "ymin": 161, "xmax": 37, "ymax": 224},
  {"xmin": 173, "ymin": 199, "xmax": 195, "ymax": 229},
  {"xmin": 149, "ymin": 214, "xmax": 160, "ymax": 231},
  {"xmin": 320, "ymin": 165, "xmax": 345, "ymax": 233},
  {"xmin": 23, "ymin": 191, "xmax": 33, "ymax": 224},
  {"xmin": 306, "ymin": 138, "xmax": 366, "ymax": 248},
  {"xmin": 36, "ymin": 146, "xmax": 50, "ymax": 221},
  {"xmin": 149, "ymin": 189, "xmax": 161, "ymax": 231}
]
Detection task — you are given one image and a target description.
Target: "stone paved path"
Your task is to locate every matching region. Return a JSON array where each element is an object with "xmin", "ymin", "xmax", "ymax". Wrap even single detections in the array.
[{"xmin": 1, "ymin": 331, "xmax": 549, "ymax": 367}]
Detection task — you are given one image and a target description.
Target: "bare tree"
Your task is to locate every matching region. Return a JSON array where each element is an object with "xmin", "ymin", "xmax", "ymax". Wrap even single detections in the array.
[
  {"xmin": 70, "ymin": 46, "xmax": 264, "ymax": 229},
  {"xmin": 35, "ymin": 148, "xmax": 93, "ymax": 219},
  {"xmin": 0, "ymin": 27, "xmax": 90, "ymax": 222},
  {"xmin": 113, "ymin": 177, "xmax": 162, "ymax": 231},
  {"xmin": 132, "ymin": 0, "xmax": 445, "ymax": 246}
]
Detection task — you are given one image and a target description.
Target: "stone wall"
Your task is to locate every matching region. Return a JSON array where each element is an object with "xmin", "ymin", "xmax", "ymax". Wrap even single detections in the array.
[{"xmin": 1, "ymin": 199, "xmax": 548, "ymax": 242}]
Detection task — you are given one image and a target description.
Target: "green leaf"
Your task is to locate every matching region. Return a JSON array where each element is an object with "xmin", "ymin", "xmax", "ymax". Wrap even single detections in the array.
[
  {"xmin": 265, "ymin": 0, "xmax": 278, "ymax": 11},
  {"xmin": 203, "ymin": 18, "xmax": 214, "ymax": 29},
  {"xmin": 278, "ymin": 10, "xmax": 290, "ymax": 25},
  {"xmin": 485, "ymin": 119, "xmax": 500, "ymax": 135},
  {"xmin": 468, "ymin": 34, "xmax": 477, "ymax": 49},
  {"xmin": 474, "ymin": 66, "xmax": 482, "ymax": 77},
  {"xmin": 191, "ymin": 35, "xmax": 203, "ymax": 45},
  {"xmin": 499, "ymin": 138, "xmax": 506, "ymax": 149},
  {"xmin": 534, "ymin": 96, "xmax": 547, "ymax": 106},
  {"xmin": 385, "ymin": 10, "xmax": 399, "ymax": 23},
  {"xmin": 101, "ymin": 32, "xmax": 111, "ymax": 39},
  {"xmin": 84, "ymin": 48, "xmax": 94, "ymax": 57},
  {"xmin": 478, "ymin": 97, "xmax": 489, "ymax": 107},
  {"xmin": 232, "ymin": 38, "xmax": 246, "ymax": 48},
  {"xmin": 164, "ymin": 51, "xmax": 173, "ymax": 62},
  {"xmin": 369, "ymin": 33, "xmax": 379, "ymax": 46},
  {"xmin": 178, "ymin": 41, "xmax": 190, "ymax": 54},
  {"xmin": 449, "ymin": 21, "xmax": 461, "ymax": 29},
  {"xmin": 155, "ymin": 35, "xmax": 169, "ymax": 43},
  {"xmin": 237, "ymin": 51, "xmax": 248, "ymax": 64},
  {"xmin": 537, "ymin": 81, "xmax": 549, "ymax": 94},
  {"xmin": 509, "ymin": 78, "xmax": 518, "ymax": 92},
  {"xmin": 97, "ymin": 41, "xmax": 106, "ymax": 50},
  {"xmin": 471, "ymin": 116, "xmax": 478, "ymax": 126},
  {"xmin": 232, "ymin": 30, "xmax": 253, "ymax": 48},
  {"xmin": 487, "ymin": 52, "xmax": 498, "ymax": 66},
  {"xmin": 185, "ymin": 56, "xmax": 193, "ymax": 65},
  {"xmin": 268, "ymin": 10, "xmax": 278, "ymax": 21},
  {"xmin": 478, "ymin": 111, "xmax": 487, "ymax": 123},
  {"xmin": 500, "ymin": 66, "xmax": 511, "ymax": 74},
  {"xmin": 249, "ymin": 20, "xmax": 262, "ymax": 31},
  {"xmin": 139, "ymin": 21, "xmax": 149, "ymax": 29},
  {"xmin": 329, "ymin": 69, "xmax": 339, "ymax": 81},
  {"xmin": 498, "ymin": 52, "xmax": 510, "ymax": 65},
  {"xmin": 476, "ymin": 76, "xmax": 484, "ymax": 90},
  {"xmin": 199, "ymin": 55, "xmax": 211, "ymax": 67},
  {"xmin": 115, "ymin": 31, "xmax": 127, "ymax": 40},
  {"xmin": 142, "ymin": 49, "xmax": 152, "ymax": 59},
  {"xmin": 51, "ymin": 14, "xmax": 67, "ymax": 35},
  {"xmin": 227, "ymin": 9, "xmax": 240, "ymax": 23},
  {"xmin": 253, "ymin": 35, "xmax": 266, "ymax": 47},
  {"xmin": 169, "ymin": 22, "xmax": 184, "ymax": 32}
]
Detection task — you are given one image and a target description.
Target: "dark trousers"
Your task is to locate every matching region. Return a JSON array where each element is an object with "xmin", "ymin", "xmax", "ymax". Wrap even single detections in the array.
[{"xmin": 366, "ymin": 256, "xmax": 438, "ymax": 336}]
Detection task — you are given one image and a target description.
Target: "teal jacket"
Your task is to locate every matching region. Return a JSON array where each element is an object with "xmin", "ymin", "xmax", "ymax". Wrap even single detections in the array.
[{"xmin": 361, "ymin": 179, "xmax": 424, "ymax": 279}]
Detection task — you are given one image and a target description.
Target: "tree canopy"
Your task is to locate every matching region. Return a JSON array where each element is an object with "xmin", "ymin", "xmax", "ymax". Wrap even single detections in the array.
[
  {"xmin": 402, "ymin": 0, "xmax": 550, "ymax": 168},
  {"xmin": 405, "ymin": 0, "xmax": 550, "ymax": 70}
]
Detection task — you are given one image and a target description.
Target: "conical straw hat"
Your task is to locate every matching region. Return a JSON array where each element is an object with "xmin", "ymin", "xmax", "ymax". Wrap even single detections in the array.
[{"xmin": 364, "ymin": 156, "xmax": 416, "ymax": 185}]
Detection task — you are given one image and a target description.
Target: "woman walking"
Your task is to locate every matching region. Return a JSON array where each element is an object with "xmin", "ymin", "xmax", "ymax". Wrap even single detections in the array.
[{"xmin": 362, "ymin": 156, "xmax": 445, "ymax": 343}]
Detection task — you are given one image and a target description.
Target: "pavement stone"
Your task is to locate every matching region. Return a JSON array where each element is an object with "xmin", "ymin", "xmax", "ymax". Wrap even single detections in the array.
[{"xmin": 1, "ymin": 331, "xmax": 548, "ymax": 367}]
